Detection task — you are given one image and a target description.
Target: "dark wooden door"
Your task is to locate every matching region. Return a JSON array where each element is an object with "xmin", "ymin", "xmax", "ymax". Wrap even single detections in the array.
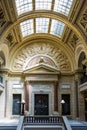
[
  {"xmin": 12, "ymin": 94, "xmax": 21, "ymax": 115},
  {"xmin": 62, "ymin": 94, "xmax": 70, "ymax": 115},
  {"xmin": 85, "ymin": 97, "xmax": 87, "ymax": 121},
  {"xmin": 34, "ymin": 94, "xmax": 49, "ymax": 115}
]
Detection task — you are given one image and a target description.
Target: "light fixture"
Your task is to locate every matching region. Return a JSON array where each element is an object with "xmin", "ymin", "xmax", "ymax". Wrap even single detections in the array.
[{"xmin": 61, "ymin": 99, "xmax": 65, "ymax": 104}]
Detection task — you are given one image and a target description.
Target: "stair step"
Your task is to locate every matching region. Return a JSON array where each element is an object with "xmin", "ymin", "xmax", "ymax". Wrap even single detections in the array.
[
  {"xmin": 0, "ymin": 126, "xmax": 17, "ymax": 130},
  {"xmin": 71, "ymin": 126, "xmax": 87, "ymax": 130},
  {"xmin": 24, "ymin": 125, "xmax": 63, "ymax": 130}
]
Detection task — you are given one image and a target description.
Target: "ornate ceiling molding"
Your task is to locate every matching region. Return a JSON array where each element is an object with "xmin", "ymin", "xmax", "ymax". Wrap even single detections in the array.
[{"xmin": 0, "ymin": 12, "xmax": 86, "ymax": 49}]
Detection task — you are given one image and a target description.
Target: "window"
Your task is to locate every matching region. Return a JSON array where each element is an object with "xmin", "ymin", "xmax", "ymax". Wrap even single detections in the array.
[{"xmin": 0, "ymin": 76, "xmax": 3, "ymax": 84}]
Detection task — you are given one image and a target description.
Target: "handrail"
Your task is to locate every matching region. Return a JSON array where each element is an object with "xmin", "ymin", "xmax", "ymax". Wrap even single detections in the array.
[
  {"xmin": 16, "ymin": 116, "xmax": 24, "ymax": 130},
  {"xmin": 62, "ymin": 116, "xmax": 72, "ymax": 130}
]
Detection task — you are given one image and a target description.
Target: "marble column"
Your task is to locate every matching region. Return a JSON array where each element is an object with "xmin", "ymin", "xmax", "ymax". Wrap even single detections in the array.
[
  {"xmin": 25, "ymin": 80, "xmax": 29, "ymax": 111},
  {"xmin": 4, "ymin": 79, "xmax": 8, "ymax": 117},
  {"xmin": 75, "ymin": 79, "xmax": 79, "ymax": 117},
  {"xmin": 54, "ymin": 82, "xmax": 58, "ymax": 112},
  {"xmin": 75, "ymin": 74, "xmax": 82, "ymax": 118}
]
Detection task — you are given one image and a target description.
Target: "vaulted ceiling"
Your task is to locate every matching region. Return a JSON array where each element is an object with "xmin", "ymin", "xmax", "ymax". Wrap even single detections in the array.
[{"xmin": 0, "ymin": 0, "xmax": 87, "ymax": 73}]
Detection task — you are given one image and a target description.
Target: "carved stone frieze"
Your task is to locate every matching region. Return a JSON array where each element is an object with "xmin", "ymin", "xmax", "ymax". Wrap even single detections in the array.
[
  {"xmin": 0, "ymin": 4, "xmax": 6, "ymax": 31},
  {"xmin": 68, "ymin": 33, "xmax": 79, "ymax": 50},
  {"xmin": 80, "ymin": 8, "xmax": 87, "ymax": 34},
  {"xmin": 13, "ymin": 43, "xmax": 71, "ymax": 71},
  {"xmin": 6, "ymin": 29, "xmax": 18, "ymax": 48},
  {"xmin": 0, "ymin": 57, "xmax": 4, "ymax": 65}
]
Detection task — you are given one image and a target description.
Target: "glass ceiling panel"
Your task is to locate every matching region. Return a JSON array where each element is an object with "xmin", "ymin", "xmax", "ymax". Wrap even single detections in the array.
[
  {"xmin": 15, "ymin": 0, "xmax": 32, "ymax": 15},
  {"xmin": 36, "ymin": 18, "xmax": 49, "ymax": 33},
  {"xmin": 20, "ymin": 18, "xmax": 65, "ymax": 38},
  {"xmin": 15, "ymin": 0, "xmax": 73, "ymax": 16},
  {"xmin": 50, "ymin": 19, "xmax": 65, "ymax": 37},
  {"xmin": 54, "ymin": 0, "xmax": 73, "ymax": 15},
  {"xmin": 20, "ymin": 19, "xmax": 33, "ymax": 37},
  {"xmin": 35, "ymin": 0, "xmax": 52, "ymax": 10}
]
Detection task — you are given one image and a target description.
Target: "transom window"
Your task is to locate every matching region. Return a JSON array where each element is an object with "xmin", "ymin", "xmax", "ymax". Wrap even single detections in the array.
[
  {"xmin": 15, "ymin": 0, "xmax": 73, "ymax": 16},
  {"xmin": 20, "ymin": 18, "xmax": 65, "ymax": 38}
]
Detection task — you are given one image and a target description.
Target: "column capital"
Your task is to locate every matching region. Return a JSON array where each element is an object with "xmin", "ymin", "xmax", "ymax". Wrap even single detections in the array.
[
  {"xmin": 24, "ymin": 79, "xmax": 30, "ymax": 86},
  {"xmin": 82, "ymin": 59, "xmax": 87, "ymax": 66},
  {"xmin": 74, "ymin": 74, "xmax": 81, "ymax": 81},
  {"xmin": 74, "ymin": 70, "xmax": 83, "ymax": 81}
]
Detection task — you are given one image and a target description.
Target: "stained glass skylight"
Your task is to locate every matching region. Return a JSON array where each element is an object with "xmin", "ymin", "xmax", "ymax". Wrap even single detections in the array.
[
  {"xmin": 35, "ymin": 0, "xmax": 52, "ymax": 10},
  {"xmin": 20, "ymin": 18, "xmax": 65, "ymax": 38},
  {"xmin": 15, "ymin": 0, "xmax": 73, "ymax": 16},
  {"xmin": 50, "ymin": 19, "xmax": 65, "ymax": 37},
  {"xmin": 36, "ymin": 18, "xmax": 49, "ymax": 33},
  {"xmin": 20, "ymin": 19, "xmax": 33, "ymax": 37},
  {"xmin": 15, "ymin": 0, "xmax": 32, "ymax": 15},
  {"xmin": 54, "ymin": 0, "xmax": 73, "ymax": 15}
]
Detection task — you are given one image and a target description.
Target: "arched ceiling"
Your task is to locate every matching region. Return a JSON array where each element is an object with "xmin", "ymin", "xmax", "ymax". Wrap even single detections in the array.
[{"xmin": 0, "ymin": 0, "xmax": 87, "ymax": 73}]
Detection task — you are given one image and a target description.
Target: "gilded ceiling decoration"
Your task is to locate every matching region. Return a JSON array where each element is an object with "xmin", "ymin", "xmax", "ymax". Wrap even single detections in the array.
[
  {"xmin": 68, "ymin": 33, "xmax": 79, "ymax": 50},
  {"xmin": 0, "ymin": 3, "xmax": 6, "ymax": 35},
  {"xmin": 12, "ymin": 42, "xmax": 71, "ymax": 72},
  {"xmin": 80, "ymin": 8, "xmax": 87, "ymax": 35}
]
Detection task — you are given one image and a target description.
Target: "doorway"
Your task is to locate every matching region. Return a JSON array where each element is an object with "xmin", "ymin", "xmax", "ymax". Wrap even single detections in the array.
[
  {"xmin": 34, "ymin": 94, "xmax": 49, "ymax": 115},
  {"xmin": 85, "ymin": 97, "xmax": 87, "ymax": 121},
  {"xmin": 12, "ymin": 94, "xmax": 21, "ymax": 115},
  {"xmin": 61, "ymin": 94, "xmax": 70, "ymax": 115}
]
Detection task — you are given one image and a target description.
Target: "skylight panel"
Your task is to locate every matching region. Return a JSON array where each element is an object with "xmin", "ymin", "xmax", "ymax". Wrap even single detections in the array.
[
  {"xmin": 50, "ymin": 19, "xmax": 65, "ymax": 37},
  {"xmin": 20, "ymin": 19, "xmax": 33, "ymax": 37},
  {"xmin": 15, "ymin": 0, "xmax": 32, "ymax": 15},
  {"xmin": 54, "ymin": 0, "xmax": 73, "ymax": 16},
  {"xmin": 35, "ymin": 0, "xmax": 52, "ymax": 10},
  {"xmin": 36, "ymin": 18, "xmax": 49, "ymax": 33}
]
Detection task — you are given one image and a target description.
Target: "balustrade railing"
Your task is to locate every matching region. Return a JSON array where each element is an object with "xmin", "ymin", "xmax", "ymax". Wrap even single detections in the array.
[
  {"xmin": 16, "ymin": 115, "xmax": 72, "ymax": 130},
  {"xmin": 24, "ymin": 115, "xmax": 63, "ymax": 125}
]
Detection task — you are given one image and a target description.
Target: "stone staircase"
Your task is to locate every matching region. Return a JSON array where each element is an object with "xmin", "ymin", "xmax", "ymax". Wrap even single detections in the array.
[
  {"xmin": 0, "ymin": 118, "xmax": 18, "ymax": 130},
  {"xmin": 69, "ymin": 120, "xmax": 87, "ymax": 130}
]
